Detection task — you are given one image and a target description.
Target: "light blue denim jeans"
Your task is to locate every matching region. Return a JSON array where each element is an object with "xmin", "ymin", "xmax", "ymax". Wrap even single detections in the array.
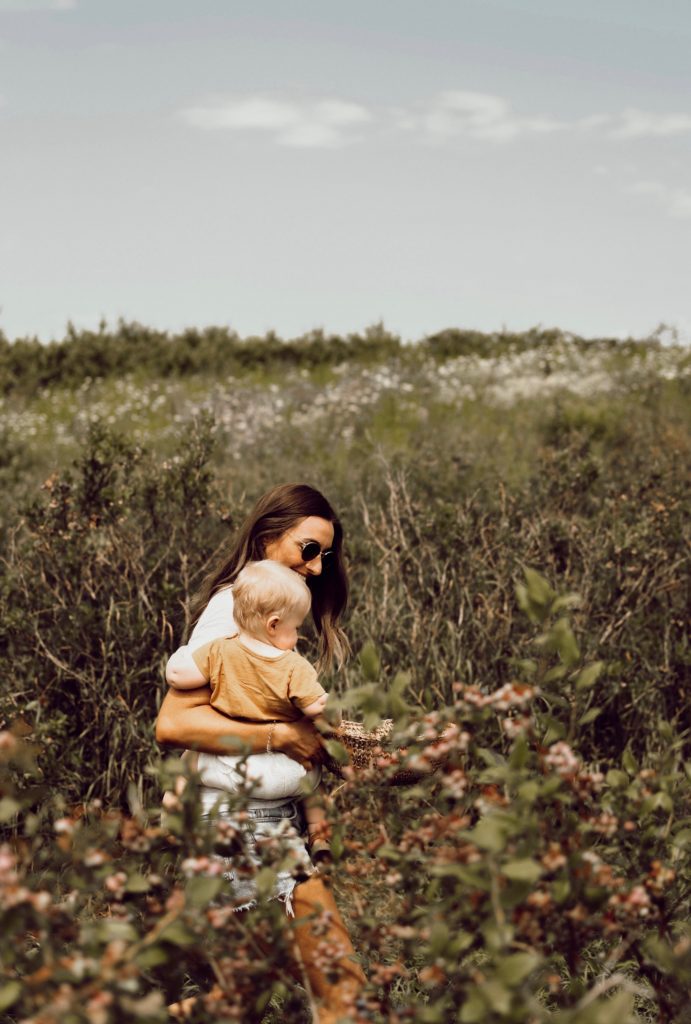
[{"xmin": 199, "ymin": 787, "xmax": 314, "ymax": 916}]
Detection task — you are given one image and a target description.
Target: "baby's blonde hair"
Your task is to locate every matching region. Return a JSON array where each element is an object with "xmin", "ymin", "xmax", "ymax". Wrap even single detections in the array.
[{"xmin": 233, "ymin": 560, "xmax": 311, "ymax": 638}]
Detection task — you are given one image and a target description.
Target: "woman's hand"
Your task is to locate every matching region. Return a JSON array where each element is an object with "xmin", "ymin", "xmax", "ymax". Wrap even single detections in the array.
[{"xmin": 272, "ymin": 718, "xmax": 326, "ymax": 769}]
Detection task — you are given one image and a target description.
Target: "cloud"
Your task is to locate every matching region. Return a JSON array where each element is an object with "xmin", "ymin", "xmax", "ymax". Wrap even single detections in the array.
[
  {"xmin": 613, "ymin": 108, "xmax": 691, "ymax": 139},
  {"xmin": 626, "ymin": 180, "xmax": 691, "ymax": 220},
  {"xmin": 180, "ymin": 89, "xmax": 691, "ymax": 151},
  {"xmin": 577, "ymin": 114, "xmax": 612, "ymax": 131},
  {"xmin": 421, "ymin": 90, "xmax": 565, "ymax": 142},
  {"xmin": 0, "ymin": 0, "xmax": 76, "ymax": 8},
  {"xmin": 419, "ymin": 95, "xmax": 691, "ymax": 144},
  {"xmin": 180, "ymin": 94, "xmax": 372, "ymax": 148}
]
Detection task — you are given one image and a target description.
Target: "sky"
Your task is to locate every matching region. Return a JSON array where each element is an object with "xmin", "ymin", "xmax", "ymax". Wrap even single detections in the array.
[{"xmin": 1, "ymin": 0, "xmax": 690, "ymax": 344}]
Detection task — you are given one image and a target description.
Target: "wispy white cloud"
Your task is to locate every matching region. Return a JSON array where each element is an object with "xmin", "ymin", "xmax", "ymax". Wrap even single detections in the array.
[
  {"xmin": 626, "ymin": 180, "xmax": 691, "ymax": 220},
  {"xmin": 420, "ymin": 90, "xmax": 565, "ymax": 142},
  {"xmin": 180, "ymin": 89, "xmax": 691, "ymax": 151},
  {"xmin": 418, "ymin": 96, "xmax": 691, "ymax": 143},
  {"xmin": 577, "ymin": 113, "xmax": 612, "ymax": 131},
  {"xmin": 180, "ymin": 94, "xmax": 372, "ymax": 148},
  {"xmin": 0, "ymin": 0, "xmax": 76, "ymax": 8},
  {"xmin": 613, "ymin": 108, "xmax": 691, "ymax": 139}
]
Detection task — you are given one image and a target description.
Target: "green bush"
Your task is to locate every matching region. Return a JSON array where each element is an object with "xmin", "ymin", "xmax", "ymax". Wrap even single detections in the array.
[{"xmin": 0, "ymin": 418, "xmax": 228, "ymax": 806}]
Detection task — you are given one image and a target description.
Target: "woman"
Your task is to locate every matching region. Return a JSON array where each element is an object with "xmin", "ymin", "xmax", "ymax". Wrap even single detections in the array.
[{"xmin": 156, "ymin": 483, "xmax": 365, "ymax": 1024}]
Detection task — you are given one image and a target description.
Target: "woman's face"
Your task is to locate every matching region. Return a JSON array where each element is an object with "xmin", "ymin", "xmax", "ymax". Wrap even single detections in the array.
[{"xmin": 264, "ymin": 516, "xmax": 335, "ymax": 578}]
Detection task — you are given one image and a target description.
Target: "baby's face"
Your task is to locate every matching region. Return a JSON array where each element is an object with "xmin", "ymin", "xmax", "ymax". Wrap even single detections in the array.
[{"xmin": 270, "ymin": 611, "xmax": 304, "ymax": 651}]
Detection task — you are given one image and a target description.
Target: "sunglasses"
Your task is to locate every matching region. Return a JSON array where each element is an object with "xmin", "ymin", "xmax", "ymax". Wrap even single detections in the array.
[{"xmin": 296, "ymin": 539, "xmax": 334, "ymax": 563}]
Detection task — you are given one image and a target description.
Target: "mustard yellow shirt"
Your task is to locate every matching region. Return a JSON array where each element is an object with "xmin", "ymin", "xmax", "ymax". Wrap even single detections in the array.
[{"xmin": 192, "ymin": 633, "xmax": 326, "ymax": 722}]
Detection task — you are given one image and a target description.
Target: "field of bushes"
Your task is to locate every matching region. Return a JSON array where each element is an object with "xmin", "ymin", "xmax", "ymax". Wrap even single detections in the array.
[{"xmin": 0, "ymin": 322, "xmax": 689, "ymax": 1022}]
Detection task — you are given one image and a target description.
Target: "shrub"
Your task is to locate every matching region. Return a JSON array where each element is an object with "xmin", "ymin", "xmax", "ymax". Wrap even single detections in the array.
[{"xmin": 0, "ymin": 417, "xmax": 228, "ymax": 806}]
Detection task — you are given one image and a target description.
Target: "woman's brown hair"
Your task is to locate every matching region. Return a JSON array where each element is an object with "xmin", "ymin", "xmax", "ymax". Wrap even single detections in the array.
[{"xmin": 190, "ymin": 483, "xmax": 349, "ymax": 671}]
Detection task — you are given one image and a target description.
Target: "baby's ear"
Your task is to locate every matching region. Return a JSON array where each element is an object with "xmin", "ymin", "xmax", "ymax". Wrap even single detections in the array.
[{"xmin": 266, "ymin": 615, "xmax": 281, "ymax": 634}]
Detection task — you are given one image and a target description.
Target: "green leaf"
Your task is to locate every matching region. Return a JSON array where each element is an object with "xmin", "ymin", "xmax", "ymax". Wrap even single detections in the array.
[
  {"xmin": 509, "ymin": 733, "xmax": 529, "ymax": 770},
  {"xmin": 514, "ymin": 658, "xmax": 538, "ymax": 679},
  {"xmin": 470, "ymin": 816, "xmax": 506, "ymax": 853},
  {"xmin": 515, "ymin": 582, "xmax": 533, "ymax": 620},
  {"xmin": 481, "ymin": 979, "xmax": 511, "ymax": 1014},
  {"xmin": 0, "ymin": 981, "xmax": 22, "ymax": 1013},
  {"xmin": 391, "ymin": 670, "xmax": 411, "ymax": 695},
  {"xmin": 552, "ymin": 878, "xmax": 571, "ymax": 903},
  {"xmin": 497, "ymin": 951, "xmax": 541, "ymax": 986},
  {"xmin": 358, "ymin": 640, "xmax": 381, "ymax": 681},
  {"xmin": 515, "ymin": 572, "xmax": 553, "ymax": 625},
  {"xmin": 429, "ymin": 863, "xmax": 491, "ymax": 889},
  {"xmin": 606, "ymin": 769, "xmax": 629, "ymax": 789},
  {"xmin": 582, "ymin": 989, "xmax": 635, "ymax": 1024},
  {"xmin": 95, "ymin": 919, "xmax": 139, "ymax": 944},
  {"xmin": 323, "ymin": 738, "xmax": 349, "ymax": 765},
  {"xmin": 622, "ymin": 746, "xmax": 638, "ymax": 775},
  {"xmin": 159, "ymin": 921, "xmax": 196, "ymax": 948},
  {"xmin": 579, "ymin": 707, "xmax": 602, "ymax": 726},
  {"xmin": 543, "ymin": 665, "xmax": 568, "ymax": 684},
  {"xmin": 671, "ymin": 828, "xmax": 691, "ymax": 849},
  {"xmin": 551, "ymin": 617, "xmax": 580, "ymax": 667},
  {"xmin": 575, "ymin": 662, "xmax": 604, "ymax": 691},
  {"xmin": 459, "ymin": 989, "xmax": 488, "ymax": 1023},
  {"xmin": 454, "ymin": 930, "xmax": 474, "ymax": 953},
  {"xmin": 429, "ymin": 920, "xmax": 450, "ymax": 957},
  {"xmin": 125, "ymin": 873, "xmax": 151, "ymax": 894},
  {"xmin": 255, "ymin": 868, "xmax": 277, "ymax": 900},
  {"xmin": 524, "ymin": 567, "xmax": 555, "ymax": 607},
  {"xmin": 517, "ymin": 780, "xmax": 539, "ymax": 803},
  {"xmin": 502, "ymin": 859, "xmax": 543, "ymax": 883},
  {"xmin": 542, "ymin": 717, "xmax": 566, "ymax": 744},
  {"xmin": 0, "ymin": 797, "xmax": 21, "ymax": 822},
  {"xmin": 135, "ymin": 946, "xmax": 170, "ymax": 969},
  {"xmin": 185, "ymin": 876, "xmax": 223, "ymax": 907},
  {"xmin": 551, "ymin": 592, "xmax": 581, "ymax": 613},
  {"xmin": 654, "ymin": 792, "xmax": 674, "ymax": 814},
  {"xmin": 477, "ymin": 747, "xmax": 505, "ymax": 768}
]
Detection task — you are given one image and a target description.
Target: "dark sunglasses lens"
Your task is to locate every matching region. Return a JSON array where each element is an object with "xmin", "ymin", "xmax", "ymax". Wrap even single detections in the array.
[{"xmin": 300, "ymin": 541, "xmax": 321, "ymax": 562}]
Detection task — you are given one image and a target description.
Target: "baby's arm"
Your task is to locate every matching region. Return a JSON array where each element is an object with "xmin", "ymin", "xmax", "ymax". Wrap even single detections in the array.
[
  {"xmin": 301, "ymin": 693, "xmax": 328, "ymax": 718},
  {"xmin": 166, "ymin": 644, "xmax": 210, "ymax": 690}
]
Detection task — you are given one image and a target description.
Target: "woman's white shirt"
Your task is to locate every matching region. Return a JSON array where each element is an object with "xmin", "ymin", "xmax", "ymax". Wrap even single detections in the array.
[
  {"xmin": 171, "ymin": 587, "xmax": 320, "ymax": 804},
  {"xmin": 165, "ymin": 587, "xmax": 237, "ymax": 677}
]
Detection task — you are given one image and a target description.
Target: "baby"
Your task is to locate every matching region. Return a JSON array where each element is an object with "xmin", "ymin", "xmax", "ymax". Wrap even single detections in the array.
[{"xmin": 165, "ymin": 559, "xmax": 333, "ymax": 859}]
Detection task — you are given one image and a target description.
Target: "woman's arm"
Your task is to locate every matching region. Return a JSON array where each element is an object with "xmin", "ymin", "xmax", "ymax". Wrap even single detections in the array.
[{"xmin": 155, "ymin": 686, "xmax": 325, "ymax": 765}]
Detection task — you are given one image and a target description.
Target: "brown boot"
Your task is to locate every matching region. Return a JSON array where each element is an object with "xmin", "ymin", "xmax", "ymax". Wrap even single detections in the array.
[{"xmin": 291, "ymin": 875, "xmax": 366, "ymax": 1024}]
